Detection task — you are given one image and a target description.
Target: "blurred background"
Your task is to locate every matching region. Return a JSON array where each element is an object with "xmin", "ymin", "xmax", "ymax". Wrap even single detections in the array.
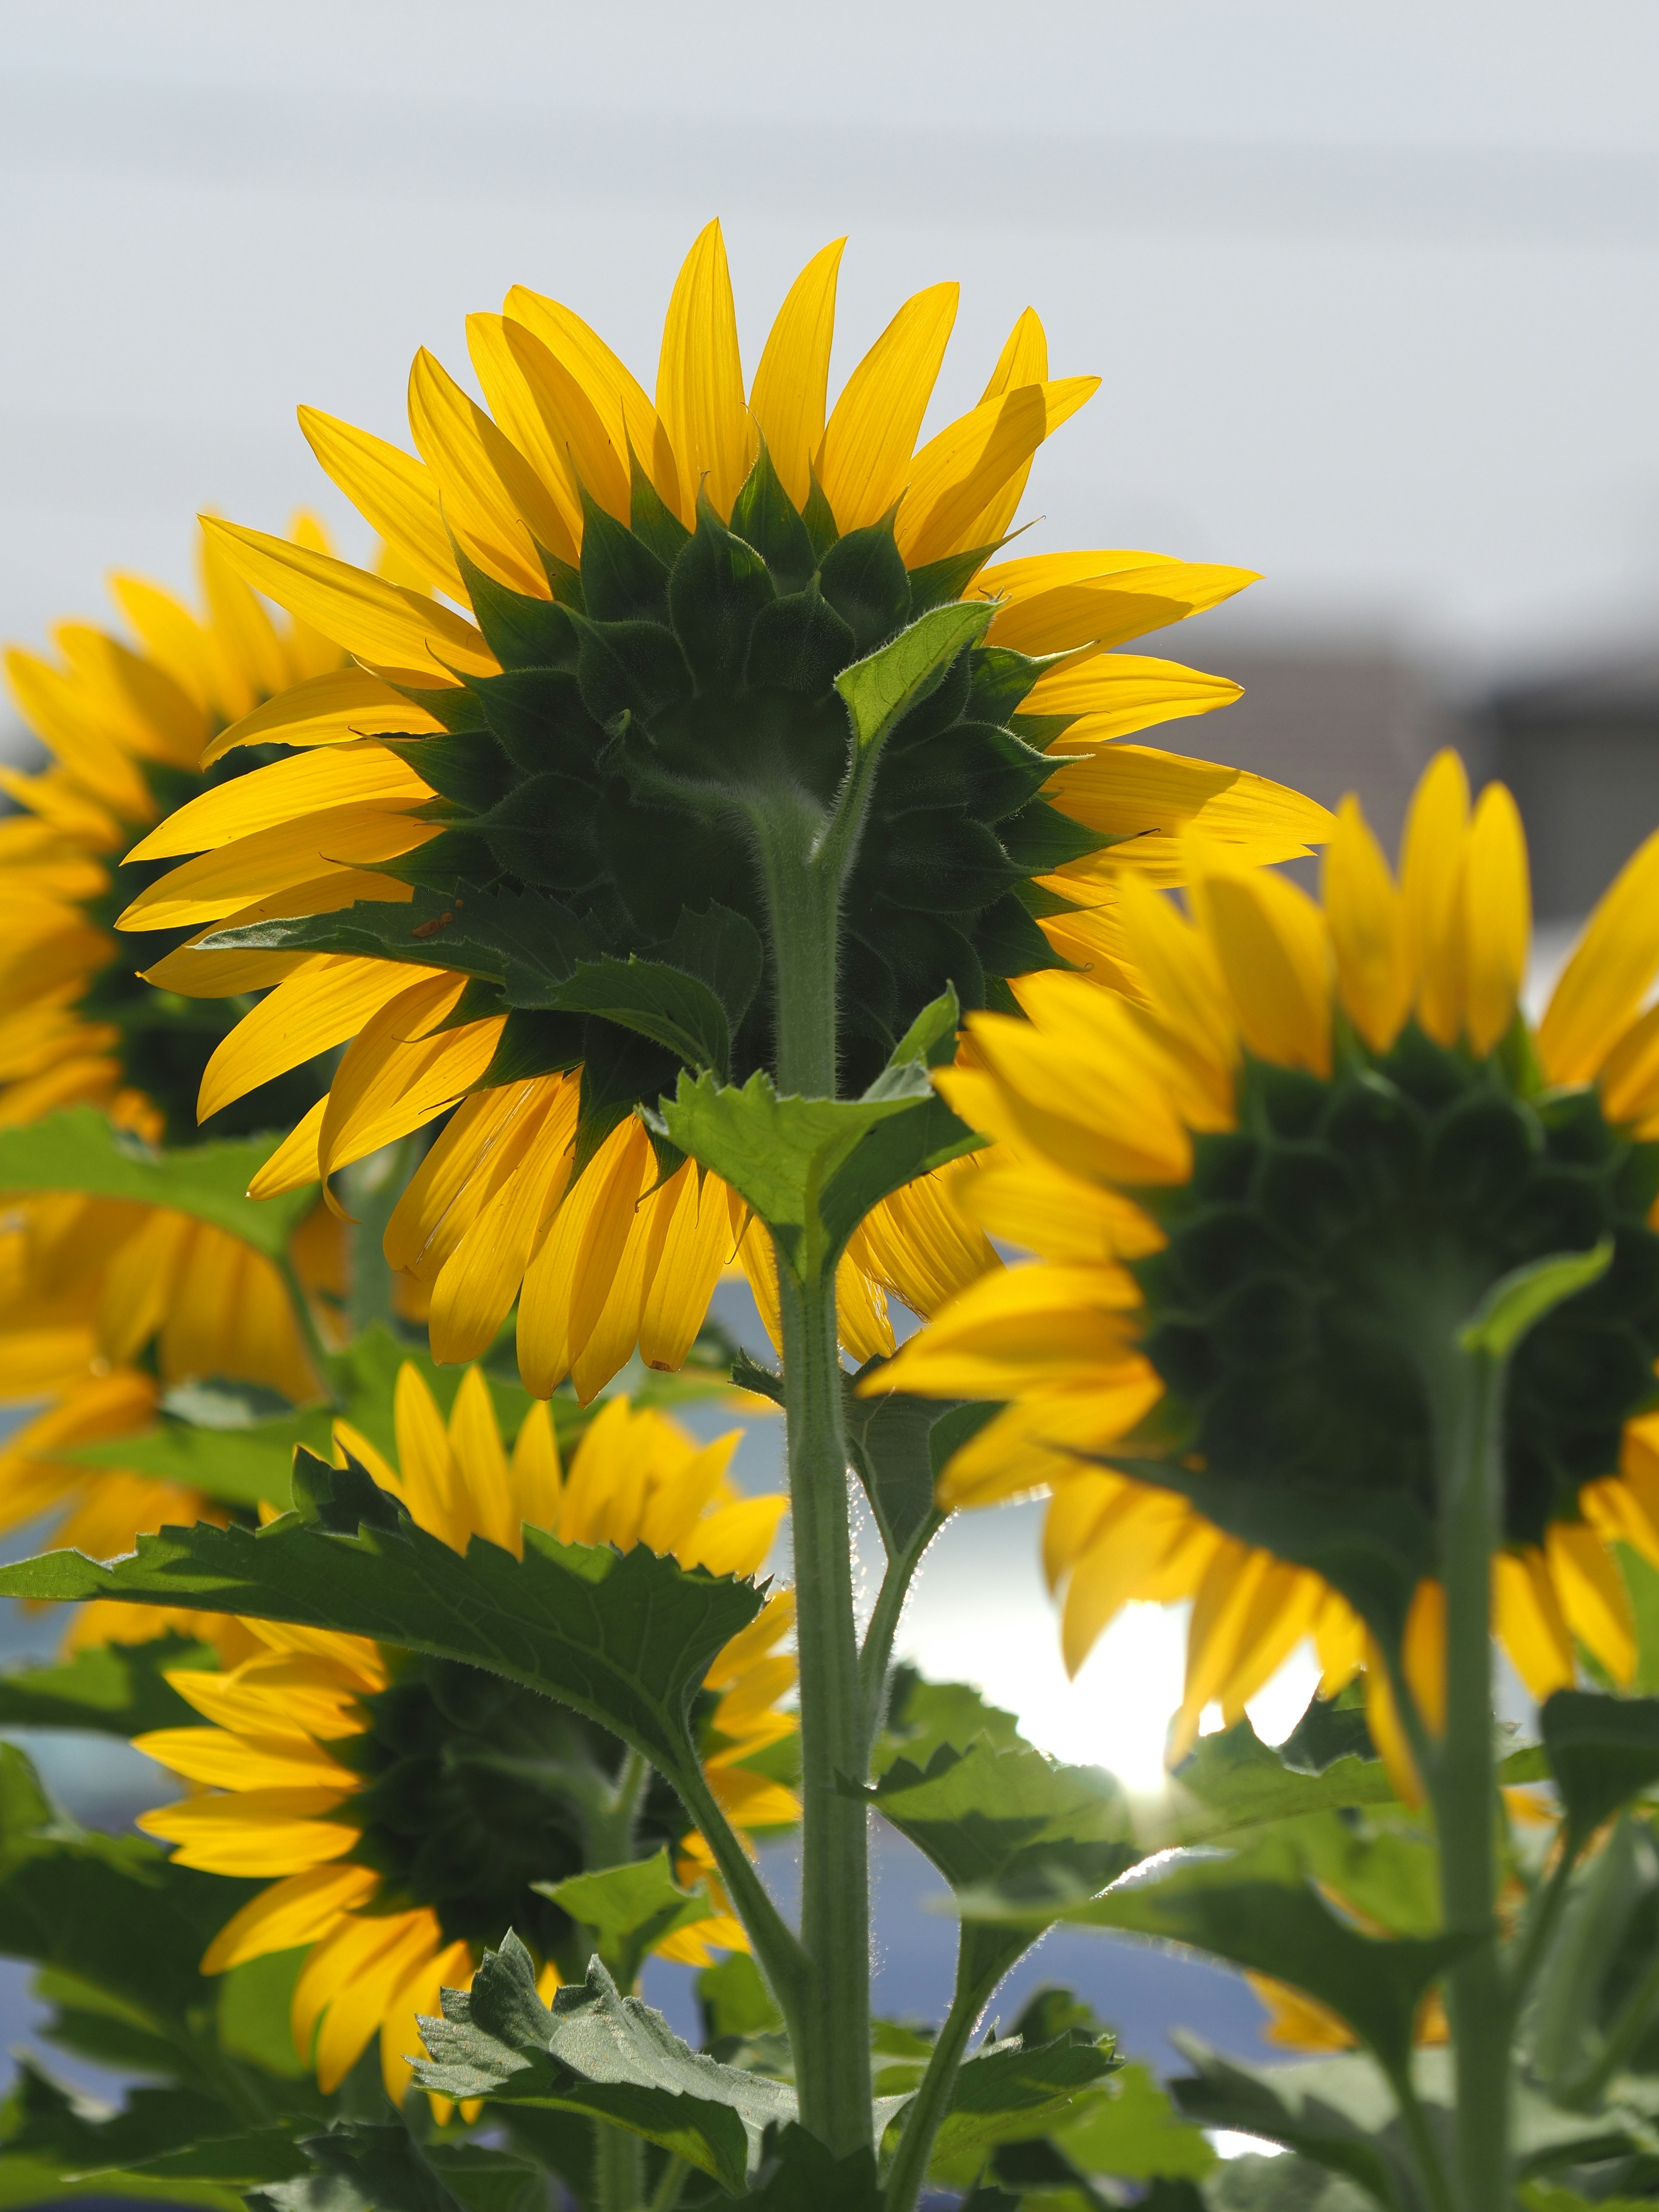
[{"xmin": 0, "ymin": 0, "xmax": 1656, "ymax": 2122}]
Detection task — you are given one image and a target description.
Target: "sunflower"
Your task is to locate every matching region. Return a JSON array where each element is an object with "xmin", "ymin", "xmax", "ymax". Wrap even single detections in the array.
[
  {"xmin": 878, "ymin": 749, "xmax": 1659, "ymax": 1788},
  {"xmin": 114, "ymin": 219, "xmax": 1330, "ymax": 1402},
  {"xmin": 133, "ymin": 1362, "xmax": 796, "ymax": 2101},
  {"xmin": 0, "ymin": 519, "xmax": 360, "ymax": 1643}
]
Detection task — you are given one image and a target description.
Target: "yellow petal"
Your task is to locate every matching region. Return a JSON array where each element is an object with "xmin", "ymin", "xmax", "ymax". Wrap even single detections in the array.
[
  {"xmin": 749, "ymin": 239, "xmax": 845, "ymax": 512},
  {"xmin": 248, "ymin": 1097, "xmax": 326, "ymax": 1199},
  {"xmin": 299, "ymin": 407, "xmax": 465, "ymax": 600},
  {"xmin": 201, "ymin": 957, "xmax": 438, "ymax": 1124},
  {"xmin": 201, "ymin": 1862, "xmax": 380, "ymax": 1974},
  {"xmin": 964, "ymin": 307, "xmax": 1049, "ymax": 549},
  {"xmin": 816, "ymin": 282, "xmax": 958, "ymax": 533},
  {"xmin": 1402, "ymin": 1580, "xmax": 1447, "ymax": 1738},
  {"xmin": 488, "ymin": 314, "xmax": 626, "ymax": 534},
  {"xmin": 980, "ymin": 552, "xmax": 1258, "ymax": 657},
  {"xmin": 1190, "ymin": 852, "xmax": 1332, "ymax": 1077},
  {"xmin": 638, "ymin": 1163, "xmax": 736, "ymax": 1373},
  {"xmin": 894, "ymin": 377, "xmax": 1099, "ymax": 569},
  {"xmin": 1459, "ymin": 781, "xmax": 1530, "ymax": 1058},
  {"xmin": 406, "ymin": 347, "xmax": 562, "ymax": 596},
  {"xmin": 1020, "ymin": 653, "xmax": 1243, "ymax": 747},
  {"xmin": 510, "ymin": 1399, "xmax": 563, "ymax": 1533},
  {"xmin": 318, "ymin": 976, "xmax": 505, "ymax": 1194},
  {"xmin": 877, "ymin": 1260, "xmax": 1143, "ymax": 1400},
  {"xmin": 202, "ymin": 667, "xmax": 447, "ymax": 768},
  {"xmin": 428, "ymin": 1108, "xmax": 573, "ymax": 1366},
  {"xmin": 1546, "ymin": 1520, "xmax": 1636, "ymax": 1686},
  {"xmin": 195, "ymin": 529, "xmax": 292, "ymax": 715},
  {"xmin": 1492, "ymin": 1548, "xmax": 1576, "ymax": 1700},
  {"xmin": 506, "ymin": 283, "xmax": 683, "ymax": 521},
  {"xmin": 1539, "ymin": 820, "xmax": 1659, "ymax": 1085},
  {"xmin": 116, "ymin": 806, "xmax": 441, "ymax": 933},
  {"xmin": 1399, "ymin": 749, "xmax": 1470, "ymax": 1049},
  {"xmin": 128, "ymin": 741, "xmax": 433, "ymax": 863},
  {"xmin": 200, "ymin": 518, "xmax": 496, "ymax": 681},
  {"xmin": 107, "ymin": 568, "xmax": 218, "ymax": 718},
  {"xmin": 1323, "ymin": 794, "xmax": 1410, "ymax": 1052},
  {"xmin": 447, "ymin": 1364, "xmax": 519, "ymax": 1554},
  {"xmin": 137, "ymin": 1789, "xmax": 360, "ymax": 1873},
  {"xmin": 655, "ymin": 219, "xmax": 755, "ymax": 520}
]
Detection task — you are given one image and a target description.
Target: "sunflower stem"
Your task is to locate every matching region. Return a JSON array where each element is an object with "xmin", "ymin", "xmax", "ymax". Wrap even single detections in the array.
[
  {"xmin": 881, "ymin": 1936, "xmax": 1001, "ymax": 2212},
  {"xmin": 1423, "ymin": 1328, "xmax": 1511, "ymax": 2212},
  {"xmin": 746, "ymin": 789, "xmax": 841, "ymax": 1098},
  {"xmin": 594, "ymin": 2117, "xmax": 645, "ymax": 2212},
  {"xmin": 776, "ymin": 1258, "xmax": 873, "ymax": 2154}
]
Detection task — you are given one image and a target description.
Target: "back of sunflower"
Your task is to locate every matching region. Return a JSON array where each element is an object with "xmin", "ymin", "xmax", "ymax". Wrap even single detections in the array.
[{"xmin": 0, "ymin": 218, "xmax": 1640, "ymax": 2212}]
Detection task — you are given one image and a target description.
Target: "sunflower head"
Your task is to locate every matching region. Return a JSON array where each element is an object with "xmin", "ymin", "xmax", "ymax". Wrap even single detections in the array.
[
  {"xmin": 135, "ymin": 1364, "xmax": 795, "ymax": 2098},
  {"xmin": 2, "ymin": 515, "xmax": 345, "ymax": 1141},
  {"xmin": 122, "ymin": 220, "xmax": 1330, "ymax": 1181},
  {"xmin": 884, "ymin": 749, "xmax": 1659, "ymax": 1737}
]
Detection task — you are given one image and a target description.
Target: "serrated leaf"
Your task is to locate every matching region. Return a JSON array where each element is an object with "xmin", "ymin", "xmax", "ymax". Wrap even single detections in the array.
[
  {"xmin": 918, "ymin": 2028, "xmax": 1117, "ymax": 2174},
  {"xmin": 836, "ymin": 603, "xmax": 995, "ymax": 752},
  {"xmin": 1164, "ymin": 1713, "xmax": 1398, "ymax": 1848},
  {"xmin": 0, "ymin": 1108, "xmax": 314, "ymax": 1262},
  {"xmin": 247, "ymin": 2123, "xmax": 462, "ymax": 2212},
  {"xmin": 415, "ymin": 1942, "xmax": 794, "ymax": 2193},
  {"xmin": 968, "ymin": 1837, "xmax": 1469, "ymax": 2083},
  {"xmin": 1541, "ymin": 1688, "xmax": 1659, "ymax": 1847},
  {"xmin": 538, "ymin": 1850, "xmax": 718, "ymax": 1989},
  {"xmin": 878, "ymin": 1671, "xmax": 1027, "ymax": 1772},
  {"xmin": 725, "ymin": 2125, "xmax": 883, "ymax": 2212},
  {"xmin": 1459, "ymin": 1239, "xmax": 1614, "ymax": 1359},
  {"xmin": 0, "ymin": 1637, "xmax": 217, "ymax": 1738},
  {"xmin": 0, "ymin": 1458, "xmax": 761, "ymax": 1777}
]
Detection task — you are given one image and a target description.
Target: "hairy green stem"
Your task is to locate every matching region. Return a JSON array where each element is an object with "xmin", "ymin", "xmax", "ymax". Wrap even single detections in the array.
[
  {"xmin": 859, "ymin": 1513, "xmax": 944, "ymax": 1764},
  {"xmin": 670, "ymin": 1756, "xmax": 808, "ymax": 2016},
  {"xmin": 585, "ymin": 1746, "xmax": 649, "ymax": 1872},
  {"xmin": 1423, "ymin": 1332, "xmax": 1511, "ymax": 2212},
  {"xmin": 594, "ymin": 2117, "xmax": 645, "ymax": 2212},
  {"xmin": 645, "ymin": 2153, "xmax": 690, "ymax": 2212},
  {"xmin": 882, "ymin": 1937, "xmax": 1003, "ymax": 2212},
  {"xmin": 777, "ymin": 1259, "xmax": 873, "ymax": 2152},
  {"xmin": 747, "ymin": 792, "xmax": 841, "ymax": 1098}
]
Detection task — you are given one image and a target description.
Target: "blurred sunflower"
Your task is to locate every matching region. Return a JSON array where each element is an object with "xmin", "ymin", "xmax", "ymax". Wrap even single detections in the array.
[
  {"xmin": 115, "ymin": 219, "xmax": 1330, "ymax": 1402},
  {"xmin": 134, "ymin": 1363, "xmax": 795, "ymax": 2100},
  {"xmin": 0, "ymin": 522, "xmax": 358, "ymax": 1643},
  {"xmin": 880, "ymin": 750, "xmax": 1659, "ymax": 1789}
]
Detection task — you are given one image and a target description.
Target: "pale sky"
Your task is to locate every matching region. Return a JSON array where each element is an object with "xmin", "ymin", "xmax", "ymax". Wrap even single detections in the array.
[{"xmin": 0, "ymin": 0, "xmax": 1656, "ymax": 687}]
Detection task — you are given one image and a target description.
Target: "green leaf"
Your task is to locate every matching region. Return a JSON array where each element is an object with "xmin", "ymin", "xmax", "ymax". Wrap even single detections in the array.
[
  {"xmin": 836, "ymin": 603, "xmax": 994, "ymax": 752},
  {"xmin": 1169, "ymin": 2041, "xmax": 1433, "ymax": 2211},
  {"xmin": 656, "ymin": 990, "xmax": 980, "ymax": 1278},
  {"xmin": 0, "ymin": 1107, "xmax": 314, "ymax": 1262},
  {"xmin": 879, "ymin": 1669, "xmax": 1027, "ymax": 1770},
  {"xmin": 1459, "ymin": 1238, "xmax": 1615, "ymax": 1360},
  {"xmin": 414, "ymin": 1941, "xmax": 795, "ymax": 2194},
  {"xmin": 1164, "ymin": 1713, "xmax": 1400, "ymax": 1849},
  {"xmin": 919, "ymin": 2028, "xmax": 1117, "ymax": 2176},
  {"xmin": 71, "ymin": 1409, "xmax": 326, "ymax": 1513},
  {"xmin": 545, "ymin": 954, "xmax": 732, "ymax": 1076},
  {"xmin": 971, "ymin": 1837, "xmax": 1469, "ymax": 2083},
  {"xmin": 843, "ymin": 1360, "xmax": 957, "ymax": 1557},
  {"xmin": 0, "ymin": 1636, "xmax": 218, "ymax": 1738},
  {"xmin": 537, "ymin": 1850, "xmax": 717, "ymax": 1989},
  {"xmin": 1046, "ymin": 2062, "xmax": 1218, "ymax": 2183},
  {"xmin": 1541, "ymin": 1688, "xmax": 1659, "ymax": 1847},
  {"xmin": 0, "ymin": 1452, "xmax": 764, "ymax": 1778},
  {"xmin": 698, "ymin": 1954, "xmax": 784, "ymax": 2044},
  {"xmin": 249, "ymin": 2125, "xmax": 544, "ymax": 2212}
]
